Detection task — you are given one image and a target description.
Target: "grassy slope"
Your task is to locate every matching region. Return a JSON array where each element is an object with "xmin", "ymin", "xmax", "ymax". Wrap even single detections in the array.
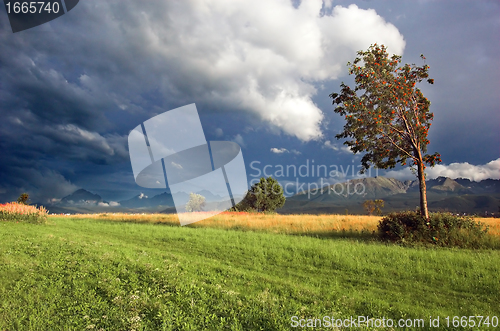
[{"xmin": 0, "ymin": 217, "xmax": 499, "ymax": 330}]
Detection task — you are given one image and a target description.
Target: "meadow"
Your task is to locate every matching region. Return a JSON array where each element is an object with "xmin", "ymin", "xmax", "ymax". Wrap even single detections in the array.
[{"xmin": 0, "ymin": 213, "xmax": 499, "ymax": 330}]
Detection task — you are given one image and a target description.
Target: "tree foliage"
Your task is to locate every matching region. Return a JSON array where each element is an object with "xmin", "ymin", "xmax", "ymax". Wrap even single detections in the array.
[
  {"xmin": 185, "ymin": 193, "xmax": 206, "ymax": 212},
  {"xmin": 330, "ymin": 44, "xmax": 441, "ymax": 218},
  {"xmin": 363, "ymin": 199, "xmax": 384, "ymax": 216},
  {"xmin": 232, "ymin": 177, "xmax": 286, "ymax": 212},
  {"xmin": 17, "ymin": 193, "xmax": 30, "ymax": 205}
]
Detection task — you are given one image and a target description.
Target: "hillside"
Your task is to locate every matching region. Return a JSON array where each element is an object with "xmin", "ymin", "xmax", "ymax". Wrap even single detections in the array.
[
  {"xmin": 60, "ymin": 189, "xmax": 104, "ymax": 205},
  {"xmin": 281, "ymin": 177, "xmax": 500, "ymax": 215}
]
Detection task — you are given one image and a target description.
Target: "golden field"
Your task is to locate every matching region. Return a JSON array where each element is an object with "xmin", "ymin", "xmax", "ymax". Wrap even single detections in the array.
[{"xmin": 52, "ymin": 212, "xmax": 500, "ymax": 237}]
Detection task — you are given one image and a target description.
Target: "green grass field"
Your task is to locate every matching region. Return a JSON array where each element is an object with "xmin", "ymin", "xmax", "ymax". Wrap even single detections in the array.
[{"xmin": 1, "ymin": 216, "xmax": 499, "ymax": 330}]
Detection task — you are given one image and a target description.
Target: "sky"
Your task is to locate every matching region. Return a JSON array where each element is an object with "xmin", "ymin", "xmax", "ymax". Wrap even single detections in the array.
[{"xmin": 0, "ymin": 0, "xmax": 499, "ymax": 203}]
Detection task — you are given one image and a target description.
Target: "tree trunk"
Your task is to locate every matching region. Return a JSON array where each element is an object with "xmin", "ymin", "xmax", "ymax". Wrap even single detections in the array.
[{"xmin": 416, "ymin": 157, "xmax": 429, "ymax": 219}]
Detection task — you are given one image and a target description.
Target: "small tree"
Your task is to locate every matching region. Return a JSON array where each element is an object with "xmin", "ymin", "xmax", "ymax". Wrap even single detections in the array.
[
  {"xmin": 17, "ymin": 193, "xmax": 30, "ymax": 205},
  {"xmin": 363, "ymin": 199, "xmax": 384, "ymax": 216},
  {"xmin": 233, "ymin": 177, "xmax": 286, "ymax": 212},
  {"xmin": 185, "ymin": 193, "xmax": 206, "ymax": 212},
  {"xmin": 330, "ymin": 44, "xmax": 441, "ymax": 219}
]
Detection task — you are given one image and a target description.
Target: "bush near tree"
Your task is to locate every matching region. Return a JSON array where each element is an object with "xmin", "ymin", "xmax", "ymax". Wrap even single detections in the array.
[
  {"xmin": 378, "ymin": 211, "xmax": 493, "ymax": 248},
  {"xmin": 231, "ymin": 177, "xmax": 286, "ymax": 213}
]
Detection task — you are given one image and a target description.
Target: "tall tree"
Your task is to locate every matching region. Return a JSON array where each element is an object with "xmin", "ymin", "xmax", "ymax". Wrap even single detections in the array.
[{"xmin": 330, "ymin": 44, "xmax": 441, "ymax": 219}]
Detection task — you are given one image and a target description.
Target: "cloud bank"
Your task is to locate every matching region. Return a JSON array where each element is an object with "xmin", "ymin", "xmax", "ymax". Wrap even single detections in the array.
[
  {"xmin": 385, "ymin": 159, "xmax": 500, "ymax": 182},
  {"xmin": 2, "ymin": 0, "xmax": 405, "ymax": 142},
  {"xmin": 124, "ymin": 0, "xmax": 406, "ymax": 140},
  {"xmin": 0, "ymin": 0, "xmax": 406, "ymax": 201}
]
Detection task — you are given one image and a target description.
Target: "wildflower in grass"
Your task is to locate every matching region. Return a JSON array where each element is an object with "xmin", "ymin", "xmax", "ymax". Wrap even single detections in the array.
[{"xmin": 130, "ymin": 316, "xmax": 141, "ymax": 323}]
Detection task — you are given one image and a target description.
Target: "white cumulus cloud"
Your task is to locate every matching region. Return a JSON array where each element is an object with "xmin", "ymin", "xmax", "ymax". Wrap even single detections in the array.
[
  {"xmin": 81, "ymin": 0, "xmax": 405, "ymax": 141},
  {"xmin": 270, "ymin": 147, "xmax": 302, "ymax": 155},
  {"xmin": 271, "ymin": 147, "xmax": 289, "ymax": 154},
  {"xmin": 385, "ymin": 159, "xmax": 500, "ymax": 182},
  {"xmin": 324, "ymin": 140, "xmax": 352, "ymax": 153}
]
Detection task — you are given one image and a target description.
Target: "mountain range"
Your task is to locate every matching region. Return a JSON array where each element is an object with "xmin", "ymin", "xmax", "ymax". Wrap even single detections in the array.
[
  {"xmin": 40, "ymin": 188, "xmax": 224, "ymax": 214},
  {"xmin": 39, "ymin": 176, "xmax": 500, "ymax": 215},
  {"xmin": 282, "ymin": 176, "xmax": 500, "ymax": 215}
]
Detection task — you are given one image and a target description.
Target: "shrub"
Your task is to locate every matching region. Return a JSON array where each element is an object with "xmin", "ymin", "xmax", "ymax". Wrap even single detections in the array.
[
  {"xmin": 378, "ymin": 211, "xmax": 494, "ymax": 248},
  {"xmin": 0, "ymin": 202, "xmax": 48, "ymax": 224},
  {"xmin": 230, "ymin": 177, "xmax": 286, "ymax": 212}
]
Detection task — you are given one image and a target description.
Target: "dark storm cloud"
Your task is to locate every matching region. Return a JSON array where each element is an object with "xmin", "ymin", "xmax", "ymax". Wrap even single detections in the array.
[
  {"xmin": 0, "ymin": 63, "xmax": 109, "ymax": 130},
  {"xmin": 399, "ymin": 1, "xmax": 499, "ymax": 164},
  {"xmin": 0, "ymin": 0, "xmax": 498, "ymax": 202},
  {"xmin": 0, "ymin": 3, "xmax": 140, "ymax": 201},
  {"xmin": 0, "ymin": 0, "xmax": 409, "ymax": 202},
  {"xmin": 0, "ymin": 164, "xmax": 78, "ymax": 204}
]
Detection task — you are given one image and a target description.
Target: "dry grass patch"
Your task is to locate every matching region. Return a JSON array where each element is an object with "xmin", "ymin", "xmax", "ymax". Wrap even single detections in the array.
[
  {"xmin": 193, "ymin": 212, "xmax": 382, "ymax": 235},
  {"xmin": 478, "ymin": 217, "xmax": 500, "ymax": 237},
  {"xmin": 52, "ymin": 212, "xmax": 382, "ymax": 235}
]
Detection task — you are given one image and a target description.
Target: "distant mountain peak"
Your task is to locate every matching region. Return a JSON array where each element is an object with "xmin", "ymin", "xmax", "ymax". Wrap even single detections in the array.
[
  {"xmin": 61, "ymin": 189, "xmax": 103, "ymax": 205},
  {"xmin": 119, "ymin": 191, "xmax": 174, "ymax": 209},
  {"xmin": 424, "ymin": 177, "xmax": 469, "ymax": 193}
]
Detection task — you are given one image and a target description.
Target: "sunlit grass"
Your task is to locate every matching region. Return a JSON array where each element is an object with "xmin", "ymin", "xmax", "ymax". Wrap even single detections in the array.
[{"xmin": 1, "ymin": 217, "xmax": 499, "ymax": 330}]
